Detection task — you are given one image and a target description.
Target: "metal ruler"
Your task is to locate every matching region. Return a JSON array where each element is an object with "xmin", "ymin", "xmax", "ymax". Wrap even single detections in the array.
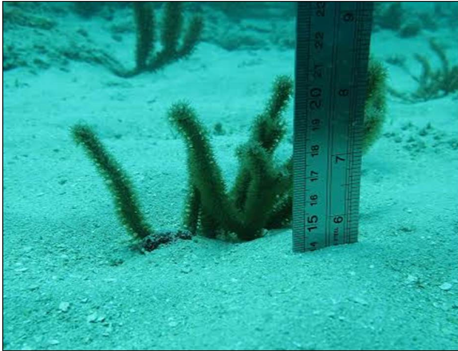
[{"xmin": 293, "ymin": 2, "xmax": 373, "ymax": 252}]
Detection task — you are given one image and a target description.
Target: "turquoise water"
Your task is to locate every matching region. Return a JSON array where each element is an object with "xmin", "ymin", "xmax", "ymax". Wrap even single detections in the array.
[{"xmin": 3, "ymin": 2, "xmax": 458, "ymax": 350}]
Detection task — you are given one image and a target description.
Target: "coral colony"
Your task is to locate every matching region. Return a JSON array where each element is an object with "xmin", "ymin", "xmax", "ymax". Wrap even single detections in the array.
[
  {"xmin": 72, "ymin": 61, "xmax": 386, "ymax": 251},
  {"xmin": 103, "ymin": 2, "xmax": 203, "ymax": 78}
]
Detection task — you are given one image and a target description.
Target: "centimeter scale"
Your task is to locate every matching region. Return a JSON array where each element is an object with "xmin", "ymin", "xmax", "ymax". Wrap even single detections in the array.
[{"xmin": 293, "ymin": 2, "xmax": 374, "ymax": 252}]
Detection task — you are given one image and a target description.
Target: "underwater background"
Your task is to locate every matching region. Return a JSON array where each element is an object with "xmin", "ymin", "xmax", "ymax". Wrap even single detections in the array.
[{"xmin": 3, "ymin": 2, "xmax": 458, "ymax": 350}]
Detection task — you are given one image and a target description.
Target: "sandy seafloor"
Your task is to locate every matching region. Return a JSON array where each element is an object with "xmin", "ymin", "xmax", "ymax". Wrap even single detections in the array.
[{"xmin": 3, "ymin": 6, "xmax": 458, "ymax": 351}]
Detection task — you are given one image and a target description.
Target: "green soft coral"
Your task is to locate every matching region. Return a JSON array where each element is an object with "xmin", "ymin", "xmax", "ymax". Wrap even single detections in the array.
[
  {"xmin": 71, "ymin": 63, "xmax": 387, "ymax": 247},
  {"xmin": 72, "ymin": 124, "xmax": 153, "ymax": 239},
  {"xmin": 105, "ymin": 2, "xmax": 203, "ymax": 78},
  {"xmin": 169, "ymin": 76, "xmax": 295, "ymax": 241}
]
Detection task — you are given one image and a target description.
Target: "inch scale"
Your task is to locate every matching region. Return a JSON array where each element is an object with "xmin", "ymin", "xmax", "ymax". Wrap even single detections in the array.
[{"xmin": 293, "ymin": 2, "xmax": 373, "ymax": 252}]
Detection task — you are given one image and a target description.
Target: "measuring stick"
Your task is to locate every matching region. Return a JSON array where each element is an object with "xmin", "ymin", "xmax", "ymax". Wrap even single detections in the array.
[{"xmin": 293, "ymin": 2, "xmax": 373, "ymax": 252}]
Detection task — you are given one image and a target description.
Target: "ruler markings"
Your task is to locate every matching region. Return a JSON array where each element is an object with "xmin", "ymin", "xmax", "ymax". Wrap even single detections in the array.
[
  {"xmin": 346, "ymin": 2, "xmax": 359, "ymax": 244},
  {"xmin": 293, "ymin": 2, "xmax": 373, "ymax": 252},
  {"xmin": 292, "ymin": 2, "xmax": 311, "ymax": 253},
  {"xmin": 326, "ymin": 4, "xmax": 340, "ymax": 247}
]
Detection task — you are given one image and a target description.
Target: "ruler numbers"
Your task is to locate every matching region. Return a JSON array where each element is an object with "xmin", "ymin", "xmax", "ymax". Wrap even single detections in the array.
[{"xmin": 293, "ymin": 2, "xmax": 373, "ymax": 252}]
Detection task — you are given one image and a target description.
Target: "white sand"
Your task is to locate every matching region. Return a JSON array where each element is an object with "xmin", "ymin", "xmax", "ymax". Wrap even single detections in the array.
[{"xmin": 3, "ymin": 6, "xmax": 458, "ymax": 350}]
